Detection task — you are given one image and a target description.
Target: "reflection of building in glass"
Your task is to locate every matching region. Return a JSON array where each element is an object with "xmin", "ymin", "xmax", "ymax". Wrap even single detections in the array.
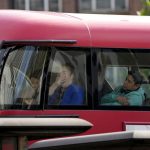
[
  {"xmin": 0, "ymin": 0, "xmax": 143, "ymax": 15},
  {"xmin": 105, "ymin": 67, "xmax": 128, "ymax": 89}
]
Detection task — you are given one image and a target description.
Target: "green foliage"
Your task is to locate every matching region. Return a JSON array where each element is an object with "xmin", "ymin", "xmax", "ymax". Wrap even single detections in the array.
[{"xmin": 138, "ymin": 0, "xmax": 150, "ymax": 15}]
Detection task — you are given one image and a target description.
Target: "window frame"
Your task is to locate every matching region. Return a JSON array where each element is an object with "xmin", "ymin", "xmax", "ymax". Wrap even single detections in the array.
[
  {"xmin": 0, "ymin": 45, "xmax": 49, "ymax": 110},
  {"xmin": 94, "ymin": 47, "xmax": 150, "ymax": 111},
  {"xmin": 2, "ymin": 45, "xmax": 150, "ymax": 111},
  {"xmin": 44, "ymin": 46, "xmax": 92, "ymax": 110}
]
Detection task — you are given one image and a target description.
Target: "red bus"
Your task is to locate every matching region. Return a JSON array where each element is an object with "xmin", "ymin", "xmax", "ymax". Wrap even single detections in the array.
[{"xmin": 1, "ymin": 10, "xmax": 150, "ymax": 149}]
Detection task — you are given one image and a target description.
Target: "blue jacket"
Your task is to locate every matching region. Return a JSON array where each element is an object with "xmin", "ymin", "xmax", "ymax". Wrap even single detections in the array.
[
  {"xmin": 100, "ymin": 86, "xmax": 145, "ymax": 106},
  {"xmin": 49, "ymin": 84, "xmax": 84, "ymax": 105}
]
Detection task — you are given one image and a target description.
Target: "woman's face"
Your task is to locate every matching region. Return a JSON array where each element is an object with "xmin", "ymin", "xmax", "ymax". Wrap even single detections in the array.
[{"xmin": 123, "ymin": 75, "xmax": 139, "ymax": 91}]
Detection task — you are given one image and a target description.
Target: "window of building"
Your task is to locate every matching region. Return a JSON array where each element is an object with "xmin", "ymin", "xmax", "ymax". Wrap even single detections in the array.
[
  {"xmin": 115, "ymin": 0, "xmax": 127, "ymax": 10},
  {"xmin": 49, "ymin": 0, "xmax": 59, "ymax": 12},
  {"xmin": 14, "ymin": 0, "xmax": 25, "ymax": 9},
  {"xmin": 79, "ymin": 0, "xmax": 92, "ymax": 11},
  {"xmin": 79, "ymin": 0, "xmax": 129, "ymax": 13},
  {"xmin": 30, "ymin": 0, "xmax": 44, "ymax": 11},
  {"xmin": 13, "ymin": 0, "xmax": 62, "ymax": 11},
  {"xmin": 97, "ymin": 0, "xmax": 111, "ymax": 9}
]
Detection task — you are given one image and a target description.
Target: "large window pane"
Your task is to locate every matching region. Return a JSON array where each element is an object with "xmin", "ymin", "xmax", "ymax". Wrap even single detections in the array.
[
  {"xmin": 98, "ymin": 49, "xmax": 150, "ymax": 107},
  {"xmin": 30, "ymin": 0, "xmax": 44, "ymax": 11},
  {"xmin": 0, "ymin": 46, "xmax": 47, "ymax": 109},
  {"xmin": 96, "ymin": 0, "xmax": 111, "ymax": 9},
  {"xmin": 48, "ymin": 47, "xmax": 87, "ymax": 106}
]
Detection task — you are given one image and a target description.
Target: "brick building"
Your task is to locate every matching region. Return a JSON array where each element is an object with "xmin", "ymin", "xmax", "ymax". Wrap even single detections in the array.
[{"xmin": 0, "ymin": 0, "xmax": 143, "ymax": 15}]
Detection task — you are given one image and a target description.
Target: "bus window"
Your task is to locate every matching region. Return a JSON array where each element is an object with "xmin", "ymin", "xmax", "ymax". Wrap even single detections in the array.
[
  {"xmin": 98, "ymin": 48, "xmax": 150, "ymax": 107},
  {"xmin": 47, "ymin": 47, "xmax": 87, "ymax": 107},
  {"xmin": 139, "ymin": 68, "xmax": 150, "ymax": 106},
  {"xmin": 0, "ymin": 46, "xmax": 47, "ymax": 109}
]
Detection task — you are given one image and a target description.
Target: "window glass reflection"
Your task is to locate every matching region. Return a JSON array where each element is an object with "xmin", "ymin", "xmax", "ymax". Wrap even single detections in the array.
[
  {"xmin": 30, "ymin": 0, "xmax": 44, "ymax": 11},
  {"xmin": 79, "ymin": 0, "xmax": 92, "ymax": 11},
  {"xmin": 48, "ymin": 48, "xmax": 87, "ymax": 106},
  {"xmin": 49, "ymin": 0, "xmax": 59, "ymax": 11},
  {"xmin": 98, "ymin": 49, "xmax": 150, "ymax": 107},
  {"xmin": 14, "ymin": 0, "xmax": 25, "ymax": 9},
  {"xmin": 0, "ymin": 46, "xmax": 47, "ymax": 109},
  {"xmin": 115, "ymin": 0, "xmax": 126, "ymax": 10},
  {"xmin": 97, "ymin": 0, "xmax": 111, "ymax": 9}
]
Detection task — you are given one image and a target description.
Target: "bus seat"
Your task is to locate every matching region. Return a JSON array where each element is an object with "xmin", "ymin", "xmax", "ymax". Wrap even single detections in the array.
[
  {"xmin": 99, "ymin": 79, "xmax": 113, "ymax": 98},
  {"xmin": 143, "ymin": 92, "xmax": 150, "ymax": 106},
  {"xmin": 143, "ymin": 98, "xmax": 150, "ymax": 106},
  {"xmin": 141, "ymin": 81, "xmax": 150, "ymax": 106}
]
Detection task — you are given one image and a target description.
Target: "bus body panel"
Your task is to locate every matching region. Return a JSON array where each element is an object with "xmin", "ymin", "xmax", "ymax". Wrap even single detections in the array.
[
  {"xmin": 1, "ymin": 110, "xmax": 150, "ymax": 135},
  {"xmin": 69, "ymin": 13, "xmax": 150, "ymax": 48},
  {"xmin": 1, "ymin": 10, "xmax": 150, "ymax": 138},
  {"xmin": 1, "ymin": 10, "xmax": 150, "ymax": 48},
  {"xmin": 0, "ymin": 10, "xmax": 91, "ymax": 47}
]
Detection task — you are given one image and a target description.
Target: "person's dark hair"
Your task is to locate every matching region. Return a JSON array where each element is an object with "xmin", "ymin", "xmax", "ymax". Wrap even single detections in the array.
[
  {"xmin": 128, "ymin": 70, "xmax": 143, "ymax": 84},
  {"xmin": 62, "ymin": 63, "xmax": 75, "ymax": 75}
]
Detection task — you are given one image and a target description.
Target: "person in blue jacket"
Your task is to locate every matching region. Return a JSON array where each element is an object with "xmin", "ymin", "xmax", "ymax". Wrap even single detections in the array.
[
  {"xmin": 100, "ymin": 70, "xmax": 145, "ymax": 106},
  {"xmin": 48, "ymin": 63, "xmax": 84, "ymax": 105}
]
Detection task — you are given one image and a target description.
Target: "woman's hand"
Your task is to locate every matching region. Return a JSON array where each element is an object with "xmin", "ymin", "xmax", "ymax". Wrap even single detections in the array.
[{"xmin": 116, "ymin": 96, "xmax": 129, "ymax": 106}]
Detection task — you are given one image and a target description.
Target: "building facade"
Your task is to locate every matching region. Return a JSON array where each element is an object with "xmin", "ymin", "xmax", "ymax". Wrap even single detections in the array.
[{"xmin": 0, "ymin": 0, "xmax": 142, "ymax": 15}]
